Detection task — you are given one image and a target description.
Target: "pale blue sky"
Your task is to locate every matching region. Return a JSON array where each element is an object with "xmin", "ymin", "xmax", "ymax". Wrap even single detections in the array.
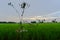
[{"xmin": 0, "ymin": 0, "xmax": 60, "ymax": 21}]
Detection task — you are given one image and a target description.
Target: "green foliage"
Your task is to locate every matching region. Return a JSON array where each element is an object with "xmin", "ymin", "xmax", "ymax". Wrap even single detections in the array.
[
  {"xmin": 52, "ymin": 19, "xmax": 57, "ymax": 23},
  {"xmin": 31, "ymin": 21, "xmax": 36, "ymax": 23},
  {"xmin": 0, "ymin": 23, "xmax": 60, "ymax": 40}
]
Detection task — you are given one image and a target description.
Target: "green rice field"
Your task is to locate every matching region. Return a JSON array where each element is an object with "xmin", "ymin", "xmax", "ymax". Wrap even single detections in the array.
[{"xmin": 0, "ymin": 23, "xmax": 60, "ymax": 40}]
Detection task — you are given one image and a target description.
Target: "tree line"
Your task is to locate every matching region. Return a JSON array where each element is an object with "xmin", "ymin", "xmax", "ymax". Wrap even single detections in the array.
[
  {"xmin": 0, "ymin": 19, "xmax": 58, "ymax": 23},
  {"xmin": 0, "ymin": 21, "xmax": 17, "ymax": 23}
]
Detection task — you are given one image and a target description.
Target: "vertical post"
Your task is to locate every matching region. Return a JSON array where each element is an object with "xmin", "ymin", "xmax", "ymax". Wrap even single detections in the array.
[
  {"xmin": 20, "ymin": 2, "xmax": 26, "ymax": 40},
  {"xmin": 20, "ymin": 8, "xmax": 24, "ymax": 31},
  {"xmin": 20, "ymin": 2, "xmax": 26, "ymax": 32}
]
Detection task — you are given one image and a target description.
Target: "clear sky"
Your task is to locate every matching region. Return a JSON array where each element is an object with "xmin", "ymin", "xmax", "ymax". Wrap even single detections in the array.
[{"xmin": 0, "ymin": 0, "xmax": 60, "ymax": 21}]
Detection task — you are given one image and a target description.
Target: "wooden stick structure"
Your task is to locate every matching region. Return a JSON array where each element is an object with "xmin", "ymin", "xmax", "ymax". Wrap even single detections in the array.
[{"xmin": 8, "ymin": 1, "xmax": 29, "ymax": 40}]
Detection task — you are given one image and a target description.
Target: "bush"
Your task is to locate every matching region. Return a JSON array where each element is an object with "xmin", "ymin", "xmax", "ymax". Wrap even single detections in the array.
[
  {"xmin": 52, "ymin": 19, "xmax": 57, "ymax": 23},
  {"xmin": 31, "ymin": 21, "xmax": 36, "ymax": 23}
]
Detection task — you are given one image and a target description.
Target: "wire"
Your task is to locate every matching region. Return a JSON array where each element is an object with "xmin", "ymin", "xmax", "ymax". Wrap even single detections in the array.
[
  {"xmin": 8, "ymin": 0, "xmax": 21, "ymax": 22},
  {"xmin": 12, "ymin": 6, "xmax": 21, "ymax": 21},
  {"xmin": 8, "ymin": 0, "xmax": 30, "ymax": 22}
]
